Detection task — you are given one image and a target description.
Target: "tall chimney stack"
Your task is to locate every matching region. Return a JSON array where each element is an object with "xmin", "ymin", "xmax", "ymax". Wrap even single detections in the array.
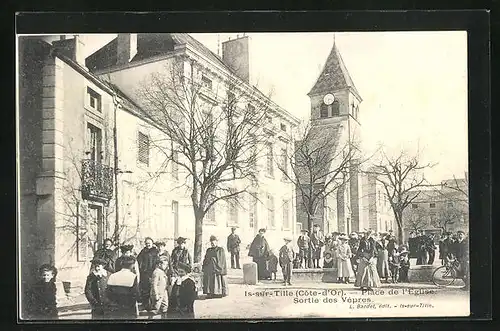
[
  {"xmin": 222, "ymin": 35, "xmax": 251, "ymax": 83},
  {"xmin": 117, "ymin": 33, "xmax": 138, "ymax": 66},
  {"xmin": 52, "ymin": 35, "xmax": 86, "ymax": 68}
]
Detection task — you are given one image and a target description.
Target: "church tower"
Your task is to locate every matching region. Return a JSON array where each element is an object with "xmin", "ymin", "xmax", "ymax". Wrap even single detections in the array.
[{"xmin": 307, "ymin": 38, "xmax": 364, "ymax": 233}]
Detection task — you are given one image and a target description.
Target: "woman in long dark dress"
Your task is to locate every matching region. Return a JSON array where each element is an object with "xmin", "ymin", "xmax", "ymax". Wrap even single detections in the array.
[
  {"xmin": 354, "ymin": 230, "xmax": 382, "ymax": 290},
  {"xmin": 248, "ymin": 228, "xmax": 271, "ymax": 280},
  {"xmin": 202, "ymin": 235, "xmax": 228, "ymax": 298},
  {"xmin": 167, "ymin": 262, "xmax": 197, "ymax": 319}
]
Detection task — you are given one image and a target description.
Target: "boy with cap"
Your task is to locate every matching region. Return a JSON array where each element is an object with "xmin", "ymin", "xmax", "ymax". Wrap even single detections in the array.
[
  {"xmin": 279, "ymin": 237, "xmax": 295, "ymax": 286},
  {"xmin": 297, "ymin": 229, "xmax": 311, "ymax": 268},
  {"xmin": 85, "ymin": 258, "xmax": 110, "ymax": 319},
  {"xmin": 149, "ymin": 255, "xmax": 170, "ymax": 318}
]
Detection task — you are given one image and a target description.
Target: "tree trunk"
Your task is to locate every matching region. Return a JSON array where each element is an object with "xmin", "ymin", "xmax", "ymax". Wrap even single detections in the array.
[
  {"xmin": 396, "ymin": 211, "xmax": 404, "ymax": 245},
  {"xmin": 193, "ymin": 209, "xmax": 204, "ymax": 263}
]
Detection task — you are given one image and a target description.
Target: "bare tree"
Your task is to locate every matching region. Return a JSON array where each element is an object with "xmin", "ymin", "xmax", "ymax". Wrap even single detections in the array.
[
  {"xmin": 137, "ymin": 60, "xmax": 274, "ymax": 262},
  {"xmin": 277, "ymin": 123, "xmax": 365, "ymax": 234},
  {"xmin": 367, "ymin": 149, "xmax": 435, "ymax": 244},
  {"xmin": 403, "ymin": 206, "xmax": 429, "ymax": 234},
  {"xmin": 431, "ymin": 203, "xmax": 465, "ymax": 233}
]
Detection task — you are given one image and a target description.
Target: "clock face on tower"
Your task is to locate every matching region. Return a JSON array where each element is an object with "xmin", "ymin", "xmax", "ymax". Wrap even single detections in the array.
[{"xmin": 323, "ymin": 93, "xmax": 335, "ymax": 105}]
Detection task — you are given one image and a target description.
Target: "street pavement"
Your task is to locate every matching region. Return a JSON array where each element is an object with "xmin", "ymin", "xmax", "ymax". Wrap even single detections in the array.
[{"xmin": 58, "ymin": 277, "xmax": 469, "ymax": 320}]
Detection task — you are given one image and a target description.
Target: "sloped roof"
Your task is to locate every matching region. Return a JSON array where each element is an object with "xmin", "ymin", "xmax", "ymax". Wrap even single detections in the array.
[
  {"xmin": 308, "ymin": 43, "xmax": 360, "ymax": 98},
  {"xmin": 294, "ymin": 122, "xmax": 343, "ymax": 185}
]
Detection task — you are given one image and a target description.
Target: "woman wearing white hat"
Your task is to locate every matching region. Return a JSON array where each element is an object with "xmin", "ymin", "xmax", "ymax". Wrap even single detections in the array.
[{"xmin": 337, "ymin": 235, "xmax": 354, "ymax": 283}]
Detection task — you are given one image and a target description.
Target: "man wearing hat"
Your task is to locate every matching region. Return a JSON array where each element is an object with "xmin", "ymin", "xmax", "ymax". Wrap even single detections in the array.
[
  {"xmin": 227, "ymin": 227, "xmax": 241, "ymax": 269},
  {"xmin": 310, "ymin": 224, "xmax": 325, "ymax": 268},
  {"xmin": 92, "ymin": 238, "xmax": 117, "ymax": 274},
  {"xmin": 279, "ymin": 237, "xmax": 295, "ymax": 286},
  {"xmin": 85, "ymin": 258, "xmax": 110, "ymax": 319},
  {"xmin": 439, "ymin": 232, "xmax": 455, "ymax": 265},
  {"xmin": 137, "ymin": 237, "xmax": 159, "ymax": 310},
  {"xmin": 452, "ymin": 230, "xmax": 469, "ymax": 290},
  {"xmin": 171, "ymin": 237, "xmax": 192, "ymax": 277},
  {"xmin": 115, "ymin": 245, "xmax": 140, "ymax": 282},
  {"xmin": 297, "ymin": 229, "xmax": 311, "ymax": 268},
  {"xmin": 248, "ymin": 228, "xmax": 271, "ymax": 280},
  {"xmin": 348, "ymin": 232, "xmax": 360, "ymax": 276}
]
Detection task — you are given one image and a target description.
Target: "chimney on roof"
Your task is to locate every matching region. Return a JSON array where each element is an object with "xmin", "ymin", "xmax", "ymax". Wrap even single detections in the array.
[
  {"xmin": 52, "ymin": 35, "xmax": 86, "ymax": 68},
  {"xmin": 117, "ymin": 33, "xmax": 138, "ymax": 66},
  {"xmin": 222, "ymin": 35, "xmax": 251, "ymax": 83}
]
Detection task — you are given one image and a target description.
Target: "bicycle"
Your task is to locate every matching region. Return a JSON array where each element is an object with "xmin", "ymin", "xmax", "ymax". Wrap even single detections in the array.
[{"xmin": 431, "ymin": 258, "xmax": 466, "ymax": 288}]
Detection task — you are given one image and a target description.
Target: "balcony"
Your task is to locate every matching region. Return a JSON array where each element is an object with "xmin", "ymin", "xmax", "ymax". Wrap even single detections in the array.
[{"xmin": 81, "ymin": 159, "xmax": 114, "ymax": 202}]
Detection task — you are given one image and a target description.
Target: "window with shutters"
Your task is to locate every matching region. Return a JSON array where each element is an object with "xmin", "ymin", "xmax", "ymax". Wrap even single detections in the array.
[
  {"xmin": 266, "ymin": 144, "xmax": 274, "ymax": 177},
  {"xmin": 77, "ymin": 202, "xmax": 94, "ymax": 262},
  {"xmin": 201, "ymin": 75, "xmax": 212, "ymax": 90},
  {"xmin": 138, "ymin": 131, "xmax": 150, "ymax": 166},
  {"xmin": 320, "ymin": 103, "xmax": 329, "ymax": 118},
  {"xmin": 172, "ymin": 150, "xmax": 179, "ymax": 180},
  {"xmin": 280, "ymin": 148, "xmax": 288, "ymax": 180},
  {"xmin": 227, "ymin": 190, "xmax": 239, "ymax": 226},
  {"xmin": 282, "ymin": 199, "xmax": 290, "ymax": 229},
  {"xmin": 249, "ymin": 194, "xmax": 257, "ymax": 228},
  {"xmin": 267, "ymin": 194, "xmax": 275, "ymax": 228},
  {"xmin": 86, "ymin": 123, "xmax": 102, "ymax": 163},
  {"xmin": 204, "ymin": 203, "xmax": 216, "ymax": 225}
]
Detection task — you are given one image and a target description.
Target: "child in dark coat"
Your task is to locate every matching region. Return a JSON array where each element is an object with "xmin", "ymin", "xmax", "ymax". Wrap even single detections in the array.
[
  {"xmin": 25, "ymin": 264, "xmax": 59, "ymax": 320},
  {"xmin": 388, "ymin": 249, "xmax": 401, "ymax": 284},
  {"xmin": 267, "ymin": 250, "xmax": 279, "ymax": 281},
  {"xmin": 85, "ymin": 258, "xmax": 110, "ymax": 319},
  {"xmin": 167, "ymin": 262, "xmax": 197, "ymax": 319},
  {"xmin": 398, "ymin": 249, "xmax": 410, "ymax": 283}
]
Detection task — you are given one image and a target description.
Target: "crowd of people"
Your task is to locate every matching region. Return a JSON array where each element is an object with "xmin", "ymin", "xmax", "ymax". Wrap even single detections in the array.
[
  {"xmin": 24, "ymin": 226, "xmax": 469, "ymax": 320},
  {"xmin": 245, "ymin": 226, "xmax": 469, "ymax": 291},
  {"xmin": 24, "ymin": 233, "xmax": 231, "ymax": 320}
]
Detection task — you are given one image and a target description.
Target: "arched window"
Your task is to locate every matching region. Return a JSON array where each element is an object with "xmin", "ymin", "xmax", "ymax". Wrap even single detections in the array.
[
  {"xmin": 331, "ymin": 100, "xmax": 340, "ymax": 116},
  {"xmin": 320, "ymin": 103, "xmax": 329, "ymax": 118}
]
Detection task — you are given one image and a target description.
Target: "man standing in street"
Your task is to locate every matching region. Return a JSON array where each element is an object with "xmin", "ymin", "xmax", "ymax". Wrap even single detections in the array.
[
  {"xmin": 227, "ymin": 227, "xmax": 241, "ymax": 269},
  {"xmin": 452, "ymin": 230, "xmax": 469, "ymax": 290},
  {"xmin": 248, "ymin": 228, "xmax": 271, "ymax": 280}
]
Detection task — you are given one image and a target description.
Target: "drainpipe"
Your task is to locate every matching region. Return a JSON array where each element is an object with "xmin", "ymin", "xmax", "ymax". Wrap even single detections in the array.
[{"xmin": 112, "ymin": 94, "xmax": 120, "ymax": 247}]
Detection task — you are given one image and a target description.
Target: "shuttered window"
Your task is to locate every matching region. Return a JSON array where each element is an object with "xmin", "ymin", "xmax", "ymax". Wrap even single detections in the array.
[
  {"xmin": 282, "ymin": 199, "xmax": 290, "ymax": 229},
  {"xmin": 249, "ymin": 194, "xmax": 257, "ymax": 229},
  {"xmin": 138, "ymin": 132, "xmax": 150, "ymax": 166},
  {"xmin": 267, "ymin": 194, "xmax": 275, "ymax": 228},
  {"xmin": 77, "ymin": 202, "xmax": 91, "ymax": 262}
]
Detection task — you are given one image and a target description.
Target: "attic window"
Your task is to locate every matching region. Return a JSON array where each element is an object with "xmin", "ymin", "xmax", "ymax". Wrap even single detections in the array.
[
  {"xmin": 331, "ymin": 101, "xmax": 340, "ymax": 116},
  {"xmin": 280, "ymin": 123, "xmax": 287, "ymax": 132},
  {"xmin": 201, "ymin": 75, "xmax": 212, "ymax": 90},
  {"xmin": 86, "ymin": 87, "xmax": 102, "ymax": 112}
]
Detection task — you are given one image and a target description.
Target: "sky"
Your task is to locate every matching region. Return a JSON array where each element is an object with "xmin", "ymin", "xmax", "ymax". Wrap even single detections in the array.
[{"xmin": 40, "ymin": 32, "xmax": 468, "ymax": 184}]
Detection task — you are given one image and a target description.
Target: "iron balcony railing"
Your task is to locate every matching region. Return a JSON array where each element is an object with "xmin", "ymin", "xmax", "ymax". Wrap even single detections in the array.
[{"xmin": 81, "ymin": 159, "xmax": 114, "ymax": 202}]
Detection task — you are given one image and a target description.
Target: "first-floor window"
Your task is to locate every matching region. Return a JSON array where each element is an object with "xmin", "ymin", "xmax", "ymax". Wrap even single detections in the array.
[
  {"xmin": 267, "ymin": 194, "xmax": 275, "ymax": 228},
  {"xmin": 249, "ymin": 194, "xmax": 257, "ymax": 228},
  {"xmin": 282, "ymin": 199, "xmax": 290, "ymax": 229},
  {"xmin": 228, "ymin": 194, "xmax": 239, "ymax": 226}
]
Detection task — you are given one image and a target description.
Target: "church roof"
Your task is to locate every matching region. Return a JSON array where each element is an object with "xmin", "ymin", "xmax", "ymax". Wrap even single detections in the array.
[
  {"xmin": 308, "ymin": 42, "xmax": 360, "ymax": 98},
  {"xmin": 294, "ymin": 122, "xmax": 344, "ymax": 185}
]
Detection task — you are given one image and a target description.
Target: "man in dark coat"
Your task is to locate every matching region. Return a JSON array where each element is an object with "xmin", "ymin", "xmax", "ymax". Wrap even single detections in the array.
[
  {"xmin": 452, "ymin": 230, "xmax": 469, "ymax": 290},
  {"xmin": 348, "ymin": 232, "xmax": 360, "ymax": 275},
  {"xmin": 426, "ymin": 234, "xmax": 437, "ymax": 265},
  {"xmin": 440, "ymin": 232, "xmax": 455, "ymax": 265},
  {"xmin": 226, "ymin": 227, "xmax": 241, "ymax": 269},
  {"xmin": 85, "ymin": 258, "xmax": 110, "ymax": 319},
  {"xmin": 136, "ymin": 237, "xmax": 159, "ymax": 310},
  {"xmin": 297, "ymin": 229, "xmax": 311, "ymax": 268},
  {"xmin": 310, "ymin": 224, "xmax": 325, "ymax": 268},
  {"xmin": 171, "ymin": 237, "xmax": 192, "ymax": 276},
  {"xmin": 407, "ymin": 232, "xmax": 417, "ymax": 258},
  {"xmin": 92, "ymin": 239, "xmax": 117, "ymax": 274},
  {"xmin": 203, "ymin": 235, "xmax": 228, "ymax": 298},
  {"xmin": 248, "ymin": 228, "xmax": 271, "ymax": 280},
  {"xmin": 415, "ymin": 230, "xmax": 427, "ymax": 265}
]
